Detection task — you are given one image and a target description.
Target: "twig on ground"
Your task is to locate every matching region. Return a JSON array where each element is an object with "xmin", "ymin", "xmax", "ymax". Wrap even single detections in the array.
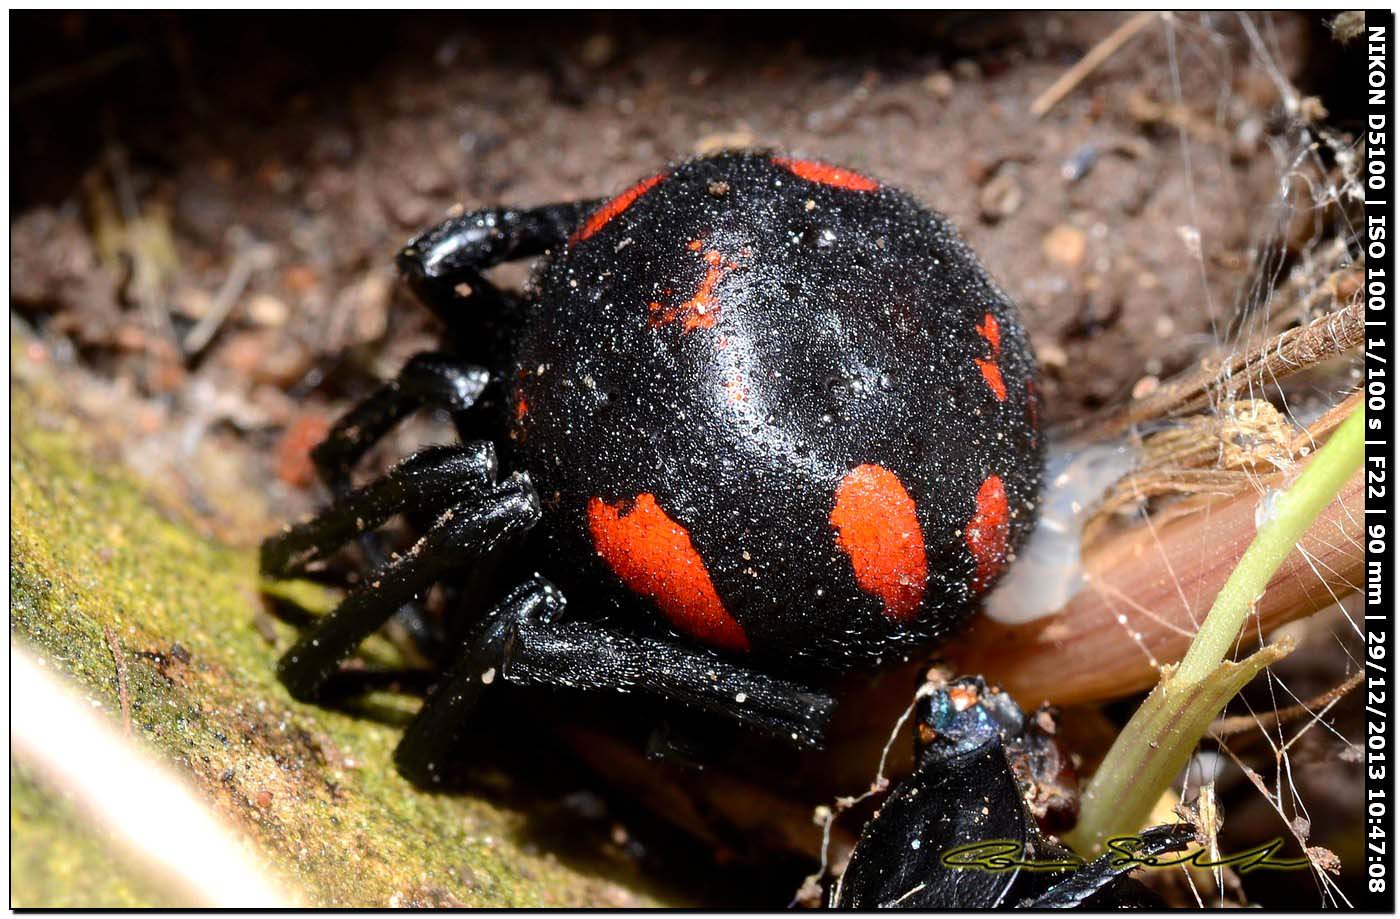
[
  {"xmin": 102, "ymin": 624, "xmax": 133, "ymax": 735},
  {"xmin": 1030, "ymin": 12, "xmax": 1158, "ymax": 118},
  {"xmin": 183, "ymin": 235, "xmax": 275, "ymax": 358},
  {"xmin": 1209, "ymin": 669, "xmax": 1363, "ymax": 739}
]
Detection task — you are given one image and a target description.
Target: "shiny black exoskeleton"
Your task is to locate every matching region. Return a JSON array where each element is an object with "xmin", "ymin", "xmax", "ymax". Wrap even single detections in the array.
[
  {"xmin": 514, "ymin": 154, "xmax": 1041, "ymax": 670},
  {"xmin": 260, "ymin": 151, "xmax": 1043, "ymax": 842},
  {"xmin": 835, "ymin": 675, "xmax": 1196, "ymax": 909}
]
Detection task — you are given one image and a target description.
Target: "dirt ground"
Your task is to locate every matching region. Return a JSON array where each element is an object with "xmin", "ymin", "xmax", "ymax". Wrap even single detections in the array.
[
  {"xmin": 14, "ymin": 11, "xmax": 1345, "ymax": 531},
  {"xmin": 10, "ymin": 11, "xmax": 1366, "ymax": 908}
]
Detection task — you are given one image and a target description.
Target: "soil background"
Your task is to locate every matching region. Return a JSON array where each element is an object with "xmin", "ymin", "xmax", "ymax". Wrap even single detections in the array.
[{"xmin": 12, "ymin": 11, "xmax": 1346, "ymax": 528}]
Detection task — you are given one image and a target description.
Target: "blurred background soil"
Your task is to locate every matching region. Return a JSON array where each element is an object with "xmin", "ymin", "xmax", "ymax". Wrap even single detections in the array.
[
  {"xmin": 14, "ymin": 11, "xmax": 1353, "ymax": 541},
  {"xmin": 9, "ymin": 11, "xmax": 1366, "ymax": 907}
]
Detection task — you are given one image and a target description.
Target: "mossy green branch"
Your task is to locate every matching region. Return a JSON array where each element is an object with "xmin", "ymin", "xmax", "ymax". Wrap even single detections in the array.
[{"xmin": 1066, "ymin": 404, "xmax": 1364, "ymax": 854}]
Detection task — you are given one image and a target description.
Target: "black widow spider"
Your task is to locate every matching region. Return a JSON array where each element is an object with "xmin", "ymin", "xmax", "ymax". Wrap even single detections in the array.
[{"xmin": 261, "ymin": 151, "xmax": 1184, "ymax": 906}]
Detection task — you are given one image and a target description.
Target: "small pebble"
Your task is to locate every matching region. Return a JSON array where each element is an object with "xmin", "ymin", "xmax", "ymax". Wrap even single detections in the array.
[
  {"xmin": 246, "ymin": 294, "xmax": 289, "ymax": 327},
  {"xmin": 979, "ymin": 167, "xmax": 1023, "ymax": 222},
  {"xmin": 923, "ymin": 71, "xmax": 954, "ymax": 99},
  {"xmin": 1061, "ymin": 144, "xmax": 1099, "ymax": 183},
  {"xmin": 1035, "ymin": 341, "xmax": 1069, "ymax": 370},
  {"xmin": 1132, "ymin": 375, "xmax": 1160, "ymax": 399},
  {"xmin": 1043, "ymin": 224, "xmax": 1087, "ymax": 267}
]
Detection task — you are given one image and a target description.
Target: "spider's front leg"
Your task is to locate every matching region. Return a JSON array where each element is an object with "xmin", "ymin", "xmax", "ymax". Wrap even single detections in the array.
[
  {"xmin": 262, "ymin": 442, "xmax": 497, "ymax": 577},
  {"xmin": 294, "ymin": 200, "xmax": 601, "ymax": 643},
  {"xmin": 310, "ymin": 353, "xmax": 490, "ymax": 495},
  {"xmin": 273, "ymin": 469, "xmax": 541, "ymax": 702},
  {"xmin": 394, "ymin": 574, "xmax": 836, "ymax": 786},
  {"xmin": 265, "ymin": 199, "xmax": 611, "ymax": 718},
  {"xmin": 300, "ymin": 352, "xmax": 492, "ymax": 650},
  {"xmin": 396, "ymin": 201, "xmax": 599, "ymax": 339}
]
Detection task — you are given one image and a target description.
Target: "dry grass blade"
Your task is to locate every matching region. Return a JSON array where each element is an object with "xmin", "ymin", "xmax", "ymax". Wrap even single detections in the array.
[
  {"xmin": 102, "ymin": 624, "xmax": 133, "ymax": 736},
  {"xmin": 1086, "ymin": 390, "xmax": 1361, "ymax": 544},
  {"xmin": 1068, "ymin": 298, "xmax": 1363, "ymax": 442}
]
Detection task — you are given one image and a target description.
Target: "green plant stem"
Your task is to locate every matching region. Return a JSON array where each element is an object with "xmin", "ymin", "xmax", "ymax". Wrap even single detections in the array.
[
  {"xmin": 1066, "ymin": 404, "xmax": 1363, "ymax": 854},
  {"xmin": 1176, "ymin": 406, "xmax": 1365, "ymax": 683}
]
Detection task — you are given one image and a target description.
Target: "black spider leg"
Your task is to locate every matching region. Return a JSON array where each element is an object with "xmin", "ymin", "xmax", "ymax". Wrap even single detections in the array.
[
  {"xmin": 310, "ymin": 354, "xmax": 490, "ymax": 495},
  {"xmin": 306, "ymin": 353, "xmax": 492, "ymax": 652},
  {"xmin": 505, "ymin": 618, "xmax": 835, "ymax": 747},
  {"xmin": 314, "ymin": 201, "xmax": 597, "ymax": 650},
  {"xmin": 275, "ymin": 471, "xmax": 541, "ymax": 703},
  {"xmin": 395, "ymin": 202, "xmax": 603, "ymax": 444},
  {"xmin": 1024, "ymin": 824, "xmax": 1197, "ymax": 909},
  {"xmin": 394, "ymin": 575, "xmax": 565, "ymax": 785},
  {"xmin": 395, "ymin": 201, "xmax": 600, "ymax": 334},
  {"xmin": 261, "ymin": 440, "xmax": 500, "ymax": 680},
  {"xmin": 262, "ymin": 441, "xmax": 497, "ymax": 577},
  {"xmin": 393, "ymin": 575, "xmax": 836, "ymax": 786}
]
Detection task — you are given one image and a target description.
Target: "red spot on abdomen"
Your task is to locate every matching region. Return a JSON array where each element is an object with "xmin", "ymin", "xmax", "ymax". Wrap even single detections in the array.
[
  {"xmin": 976, "ymin": 360, "xmax": 1006, "ymax": 400},
  {"xmin": 571, "ymin": 174, "xmax": 666, "ymax": 243},
  {"xmin": 772, "ymin": 157, "xmax": 880, "ymax": 192},
  {"xmin": 830, "ymin": 465, "xmax": 927, "ymax": 621},
  {"xmin": 976, "ymin": 312, "xmax": 1002, "ymax": 350},
  {"xmin": 587, "ymin": 494, "xmax": 749, "ymax": 652},
  {"xmin": 974, "ymin": 312, "xmax": 1007, "ymax": 401},
  {"xmin": 966, "ymin": 474, "xmax": 1010, "ymax": 592},
  {"xmin": 649, "ymin": 245, "xmax": 738, "ymax": 333}
]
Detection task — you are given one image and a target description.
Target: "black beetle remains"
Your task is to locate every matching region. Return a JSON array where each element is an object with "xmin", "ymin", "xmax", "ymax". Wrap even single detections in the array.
[
  {"xmin": 834, "ymin": 674, "xmax": 1194, "ymax": 908},
  {"xmin": 260, "ymin": 151, "xmax": 1175, "ymax": 907}
]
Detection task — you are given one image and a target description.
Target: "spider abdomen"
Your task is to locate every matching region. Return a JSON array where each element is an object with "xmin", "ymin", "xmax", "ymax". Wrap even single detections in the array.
[{"xmin": 508, "ymin": 151, "xmax": 1042, "ymax": 671}]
